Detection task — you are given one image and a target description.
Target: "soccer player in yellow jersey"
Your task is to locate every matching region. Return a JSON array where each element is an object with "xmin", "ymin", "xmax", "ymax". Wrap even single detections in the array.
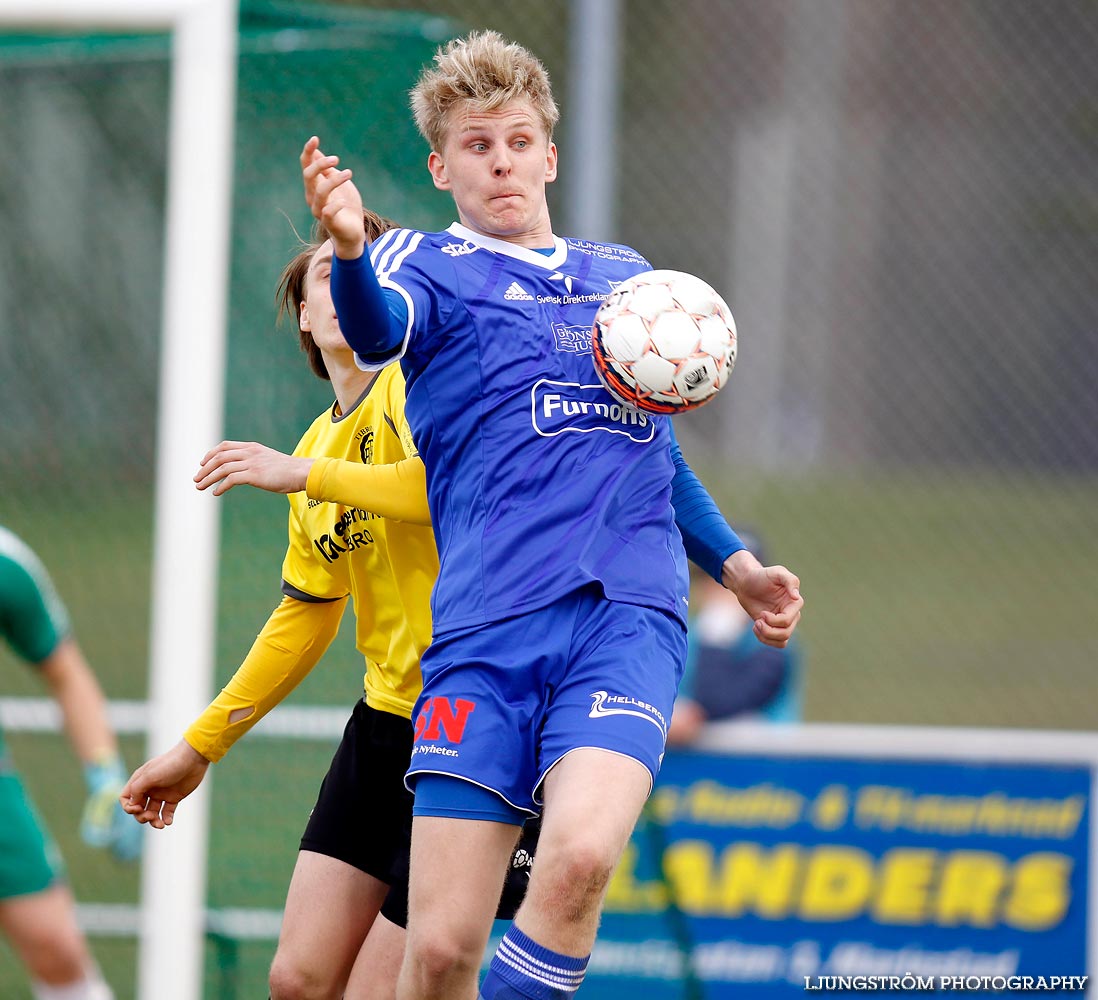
[{"xmin": 121, "ymin": 210, "xmax": 448, "ymax": 999}]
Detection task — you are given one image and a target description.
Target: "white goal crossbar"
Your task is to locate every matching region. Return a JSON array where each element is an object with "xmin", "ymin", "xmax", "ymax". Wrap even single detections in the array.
[{"xmin": 1, "ymin": 3, "xmax": 237, "ymax": 998}]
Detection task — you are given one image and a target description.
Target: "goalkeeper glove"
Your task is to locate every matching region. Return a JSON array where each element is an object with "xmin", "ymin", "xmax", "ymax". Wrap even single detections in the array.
[{"xmin": 81, "ymin": 752, "xmax": 143, "ymax": 862}]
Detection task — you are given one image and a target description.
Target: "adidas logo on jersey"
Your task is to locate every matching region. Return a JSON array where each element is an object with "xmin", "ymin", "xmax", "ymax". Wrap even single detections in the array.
[{"xmin": 504, "ymin": 281, "xmax": 534, "ymax": 301}]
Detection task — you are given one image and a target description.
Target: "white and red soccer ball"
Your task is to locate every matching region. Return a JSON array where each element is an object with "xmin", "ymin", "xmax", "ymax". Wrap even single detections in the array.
[{"xmin": 590, "ymin": 269, "xmax": 737, "ymax": 414}]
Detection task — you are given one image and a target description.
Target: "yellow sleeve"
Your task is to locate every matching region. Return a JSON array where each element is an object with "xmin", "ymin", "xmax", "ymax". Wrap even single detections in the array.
[
  {"xmin": 183, "ymin": 595, "xmax": 345, "ymax": 763},
  {"xmin": 306, "ymin": 456, "xmax": 431, "ymax": 525}
]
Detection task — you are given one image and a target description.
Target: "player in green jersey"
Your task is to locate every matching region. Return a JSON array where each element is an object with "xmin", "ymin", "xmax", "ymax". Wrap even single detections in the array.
[{"xmin": 1, "ymin": 524, "xmax": 140, "ymax": 1000}]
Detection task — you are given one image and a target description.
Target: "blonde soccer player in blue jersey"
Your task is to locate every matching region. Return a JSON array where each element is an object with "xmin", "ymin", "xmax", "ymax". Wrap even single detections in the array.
[
  {"xmin": 304, "ymin": 30, "xmax": 803, "ymax": 1000},
  {"xmin": 1, "ymin": 524, "xmax": 140, "ymax": 1000}
]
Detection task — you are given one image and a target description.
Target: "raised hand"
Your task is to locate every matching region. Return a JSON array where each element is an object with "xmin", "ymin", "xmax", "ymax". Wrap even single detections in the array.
[
  {"xmin": 301, "ymin": 135, "xmax": 366, "ymax": 259},
  {"xmin": 721, "ymin": 549, "xmax": 803, "ymax": 648},
  {"xmin": 119, "ymin": 740, "xmax": 211, "ymax": 830},
  {"xmin": 194, "ymin": 440, "xmax": 314, "ymax": 497}
]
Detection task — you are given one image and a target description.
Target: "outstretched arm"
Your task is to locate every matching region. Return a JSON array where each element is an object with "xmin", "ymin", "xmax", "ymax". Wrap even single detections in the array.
[
  {"xmin": 121, "ymin": 595, "xmax": 345, "ymax": 828},
  {"xmin": 306, "ymin": 456, "xmax": 430, "ymax": 525},
  {"xmin": 669, "ymin": 429, "xmax": 743, "ymax": 579},
  {"xmin": 194, "ymin": 440, "xmax": 430, "ymax": 524},
  {"xmin": 669, "ymin": 428, "xmax": 803, "ymax": 647},
  {"xmin": 194, "ymin": 440, "xmax": 313, "ymax": 496}
]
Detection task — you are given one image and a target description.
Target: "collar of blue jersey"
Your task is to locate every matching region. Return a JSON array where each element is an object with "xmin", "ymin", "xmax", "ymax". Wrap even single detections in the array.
[{"xmin": 446, "ymin": 222, "xmax": 569, "ymax": 270}]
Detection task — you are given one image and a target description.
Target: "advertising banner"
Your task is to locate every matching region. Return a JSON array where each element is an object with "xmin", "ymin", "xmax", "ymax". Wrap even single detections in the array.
[{"xmin": 583, "ymin": 734, "xmax": 1094, "ymax": 998}]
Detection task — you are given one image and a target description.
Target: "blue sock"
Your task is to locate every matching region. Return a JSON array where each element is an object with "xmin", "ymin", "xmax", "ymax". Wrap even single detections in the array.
[{"xmin": 478, "ymin": 925, "xmax": 589, "ymax": 1000}]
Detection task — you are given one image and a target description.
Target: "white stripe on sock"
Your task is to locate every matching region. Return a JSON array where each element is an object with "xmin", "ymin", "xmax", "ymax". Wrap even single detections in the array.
[{"xmin": 497, "ymin": 938, "xmax": 586, "ymax": 991}]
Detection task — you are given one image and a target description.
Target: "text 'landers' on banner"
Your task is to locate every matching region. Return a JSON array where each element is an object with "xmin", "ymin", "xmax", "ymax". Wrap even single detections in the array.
[{"xmin": 586, "ymin": 749, "xmax": 1091, "ymax": 998}]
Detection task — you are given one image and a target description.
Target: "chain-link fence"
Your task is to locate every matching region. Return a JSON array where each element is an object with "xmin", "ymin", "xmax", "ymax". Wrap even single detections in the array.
[{"xmin": 1, "ymin": 1, "xmax": 1096, "ymax": 996}]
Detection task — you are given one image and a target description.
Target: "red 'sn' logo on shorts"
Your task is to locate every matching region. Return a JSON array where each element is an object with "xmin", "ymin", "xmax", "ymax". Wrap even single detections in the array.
[{"xmin": 414, "ymin": 697, "xmax": 476, "ymax": 743}]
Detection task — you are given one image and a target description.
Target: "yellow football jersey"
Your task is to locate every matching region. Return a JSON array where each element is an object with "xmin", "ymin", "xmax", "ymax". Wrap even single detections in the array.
[{"xmin": 283, "ymin": 365, "xmax": 437, "ymax": 719}]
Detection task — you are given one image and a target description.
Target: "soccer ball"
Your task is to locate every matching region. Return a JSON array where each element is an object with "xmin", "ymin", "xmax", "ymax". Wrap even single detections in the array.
[{"xmin": 590, "ymin": 269, "xmax": 737, "ymax": 414}]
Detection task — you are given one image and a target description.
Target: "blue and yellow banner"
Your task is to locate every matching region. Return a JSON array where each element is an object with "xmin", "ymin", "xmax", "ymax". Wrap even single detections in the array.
[{"xmin": 586, "ymin": 748, "xmax": 1091, "ymax": 997}]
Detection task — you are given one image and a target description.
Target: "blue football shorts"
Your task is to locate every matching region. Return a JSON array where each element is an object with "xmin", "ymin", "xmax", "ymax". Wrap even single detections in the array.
[{"xmin": 405, "ymin": 584, "xmax": 688, "ymax": 816}]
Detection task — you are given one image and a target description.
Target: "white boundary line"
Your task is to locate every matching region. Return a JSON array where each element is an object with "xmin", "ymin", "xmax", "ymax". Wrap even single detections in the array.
[
  {"xmin": 697, "ymin": 719, "xmax": 1098, "ymax": 764},
  {"xmin": 75, "ymin": 903, "xmax": 283, "ymax": 941},
  {"xmin": 0, "ymin": 697, "xmax": 349, "ymax": 739}
]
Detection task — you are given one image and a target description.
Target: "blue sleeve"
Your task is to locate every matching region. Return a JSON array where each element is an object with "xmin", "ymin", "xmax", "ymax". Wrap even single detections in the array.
[
  {"xmin": 330, "ymin": 253, "xmax": 406, "ymax": 363},
  {"xmin": 669, "ymin": 425, "xmax": 744, "ymax": 582}
]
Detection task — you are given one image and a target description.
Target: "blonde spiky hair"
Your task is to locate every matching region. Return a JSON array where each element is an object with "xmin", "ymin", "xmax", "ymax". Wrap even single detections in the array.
[{"xmin": 410, "ymin": 30, "xmax": 559, "ymax": 153}]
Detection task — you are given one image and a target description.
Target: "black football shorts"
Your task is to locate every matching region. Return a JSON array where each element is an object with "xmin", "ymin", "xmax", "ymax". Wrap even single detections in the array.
[
  {"xmin": 299, "ymin": 697, "xmax": 541, "ymax": 929},
  {"xmin": 299, "ymin": 698, "xmax": 415, "ymax": 889}
]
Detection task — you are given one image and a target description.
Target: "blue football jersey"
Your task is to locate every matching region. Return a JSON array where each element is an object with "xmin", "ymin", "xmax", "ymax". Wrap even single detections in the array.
[{"xmin": 369, "ymin": 222, "xmax": 690, "ymax": 633}]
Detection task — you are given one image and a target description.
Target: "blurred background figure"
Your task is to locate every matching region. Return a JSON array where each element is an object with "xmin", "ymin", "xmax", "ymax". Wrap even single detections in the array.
[
  {"xmin": 1, "ymin": 524, "xmax": 139, "ymax": 1000},
  {"xmin": 667, "ymin": 528, "xmax": 803, "ymax": 746}
]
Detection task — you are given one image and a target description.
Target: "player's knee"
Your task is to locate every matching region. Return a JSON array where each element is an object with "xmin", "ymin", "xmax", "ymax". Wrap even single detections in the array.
[
  {"xmin": 534, "ymin": 834, "xmax": 617, "ymax": 920},
  {"xmin": 562, "ymin": 824, "xmax": 621, "ymax": 884},
  {"xmin": 406, "ymin": 931, "xmax": 482, "ymax": 984},
  {"xmin": 20, "ymin": 929, "xmax": 89, "ymax": 984},
  {"xmin": 268, "ymin": 950, "xmax": 339, "ymax": 1000}
]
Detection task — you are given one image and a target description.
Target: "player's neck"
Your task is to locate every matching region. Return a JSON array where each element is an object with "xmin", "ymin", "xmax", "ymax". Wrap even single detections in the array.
[{"xmin": 327, "ymin": 353, "xmax": 376, "ymax": 416}]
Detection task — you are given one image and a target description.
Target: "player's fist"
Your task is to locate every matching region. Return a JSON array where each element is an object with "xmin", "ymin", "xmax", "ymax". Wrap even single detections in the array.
[
  {"xmin": 720, "ymin": 549, "xmax": 803, "ymax": 648},
  {"xmin": 120, "ymin": 740, "xmax": 210, "ymax": 830}
]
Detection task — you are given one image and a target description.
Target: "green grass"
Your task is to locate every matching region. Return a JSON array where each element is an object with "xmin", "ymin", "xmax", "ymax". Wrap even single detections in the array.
[
  {"xmin": 698, "ymin": 465, "xmax": 1098, "ymax": 729},
  {"xmin": 2, "ymin": 468, "xmax": 1096, "ymax": 996}
]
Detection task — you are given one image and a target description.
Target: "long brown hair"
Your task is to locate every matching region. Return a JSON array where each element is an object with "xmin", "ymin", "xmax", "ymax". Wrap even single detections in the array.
[{"xmin": 276, "ymin": 209, "xmax": 396, "ymax": 380}]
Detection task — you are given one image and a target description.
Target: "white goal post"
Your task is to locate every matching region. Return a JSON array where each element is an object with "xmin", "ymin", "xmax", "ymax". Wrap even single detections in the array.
[{"xmin": 1, "ymin": 2, "xmax": 237, "ymax": 999}]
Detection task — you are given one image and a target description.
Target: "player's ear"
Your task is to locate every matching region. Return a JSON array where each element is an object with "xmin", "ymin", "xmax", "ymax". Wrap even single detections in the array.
[
  {"xmin": 299, "ymin": 300, "xmax": 311, "ymax": 333},
  {"xmin": 545, "ymin": 142, "xmax": 558, "ymax": 183},
  {"xmin": 428, "ymin": 150, "xmax": 451, "ymax": 191}
]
